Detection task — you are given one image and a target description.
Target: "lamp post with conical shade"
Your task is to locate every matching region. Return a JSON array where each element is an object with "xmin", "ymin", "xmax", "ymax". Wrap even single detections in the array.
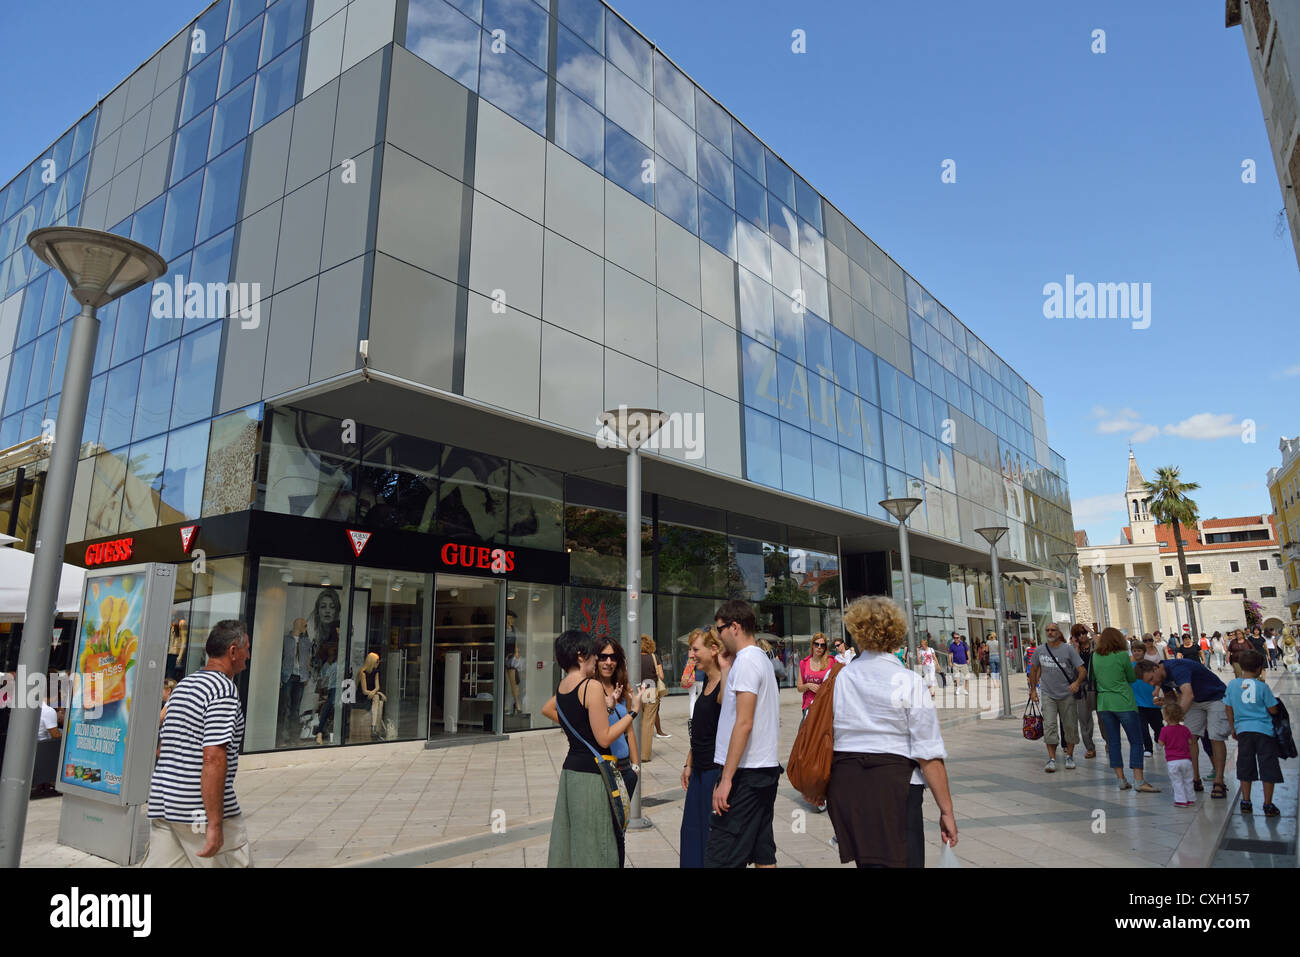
[
  {"xmin": 975, "ymin": 527, "xmax": 1012, "ymax": 717},
  {"xmin": 0, "ymin": 227, "xmax": 166, "ymax": 867},
  {"xmin": 598, "ymin": 406, "xmax": 662, "ymax": 829},
  {"xmin": 880, "ymin": 498, "xmax": 922, "ymax": 664}
]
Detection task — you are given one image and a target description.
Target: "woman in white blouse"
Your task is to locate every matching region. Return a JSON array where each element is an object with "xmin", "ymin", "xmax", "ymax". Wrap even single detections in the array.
[{"xmin": 826, "ymin": 596, "xmax": 958, "ymax": 868}]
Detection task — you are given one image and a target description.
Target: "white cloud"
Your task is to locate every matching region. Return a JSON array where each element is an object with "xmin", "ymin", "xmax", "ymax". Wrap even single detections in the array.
[
  {"xmin": 1162, "ymin": 413, "xmax": 1242, "ymax": 440},
  {"xmin": 1069, "ymin": 492, "xmax": 1125, "ymax": 531},
  {"xmin": 1093, "ymin": 406, "xmax": 1144, "ymax": 434},
  {"xmin": 1284, "ymin": 365, "xmax": 1300, "ymax": 377},
  {"xmin": 1130, "ymin": 424, "xmax": 1160, "ymax": 443}
]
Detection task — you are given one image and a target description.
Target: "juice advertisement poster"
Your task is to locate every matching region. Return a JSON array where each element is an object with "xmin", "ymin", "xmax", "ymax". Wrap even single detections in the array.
[{"xmin": 59, "ymin": 573, "xmax": 145, "ymax": 797}]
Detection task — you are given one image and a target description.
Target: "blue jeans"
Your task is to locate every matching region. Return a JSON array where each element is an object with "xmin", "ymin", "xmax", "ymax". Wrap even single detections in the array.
[
  {"xmin": 1098, "ymin": 709, "xmax": 1145, "ymax": 771},
  {"xmin": 989, "ymin": 657, "xmax": 1001, "ymax": 675},
  {"xmin": 680, "ymin": 765, "xmax": 721, "ymax": 867}
]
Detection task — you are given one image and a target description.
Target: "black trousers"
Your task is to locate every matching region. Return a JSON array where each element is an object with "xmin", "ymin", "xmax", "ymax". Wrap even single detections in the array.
[
  {"xmin": 1138, "ymin": 706, "xmax": 1163, "ymax": 752},
  {"xmin": 906, "ymin": 783, "xmax": 925, "ymax": 868}
]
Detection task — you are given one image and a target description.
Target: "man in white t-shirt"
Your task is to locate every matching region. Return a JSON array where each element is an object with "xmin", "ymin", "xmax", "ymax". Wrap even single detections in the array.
[
  {"xmin": 706, "ymin": 599, "xmax": 781, "ymax": 868},
  {"xmin": 37, "ymin": 698, "xmax": 61, "ymax": 742}
]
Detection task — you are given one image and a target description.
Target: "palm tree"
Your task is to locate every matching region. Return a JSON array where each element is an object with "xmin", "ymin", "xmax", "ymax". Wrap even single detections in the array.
[{"xmin": 1144, "ymin": 466, "xmax": 1201, "ymax": 637}]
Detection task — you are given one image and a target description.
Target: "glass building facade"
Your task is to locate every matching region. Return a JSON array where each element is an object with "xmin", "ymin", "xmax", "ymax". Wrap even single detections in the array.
[{"xmin": 0, "ymin": 0, "xmax": 1073, "ymax": 752}]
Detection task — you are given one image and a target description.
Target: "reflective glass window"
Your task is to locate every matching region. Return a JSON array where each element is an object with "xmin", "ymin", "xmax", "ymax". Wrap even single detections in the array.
[
  {"xmin": 735, "ymin": 220, "xmax": 770, "ymax": 283},
  {"xmin": 807, "ymin": 371, "xmax": 837, "ymax": 443},
  {"xmin": 916, "ymin": 385, "xmax": 935, "ymax": 435},
  {"xmin": 202, "ymin": 403, "xmax": 261, "ymax": 516},
  {"xmin": 25, "ymin": 331, "xmax": 56, "ymax": 407},
  {"xmin": 556, "ymin": 24, "xmax": 603, "ymax": 110},
  {"xmin": 768, "ymin": 195, "xmax": 796, "ymax": 254},
  {"xmin": 252, "ymin": 42, "xmax": 301, "ymax": 130},
  {"xmin": 555, "ymin": 85, "xmax": 603, "ymax": 171},
  {"xmin": 263, "ymin": 407, "xmax": 358, "ymax": 521},
  {"xmin": 145, "ymin": 251, "xmax": 192, "ymax": 350},
  {"xmin": 161, "ymin": 420, "xmax": 210, "ymax": 522},
  {"xmin": 210, "ymin": 77, "xmax": 255, "ymax": 158},
  {"xmin": 863, "ymin": 456, "xmax": 886, "ymax": 519},
  {"xmin": 696, "ymin": 90, "xmax": 731, "ymax": 157},
  {"xmin": 262, "ymin": 0, "xmax": 308, "ymax": 66},
  {"xmin": 172, "ymin": 323, "xmax": 222, "ymax": 429},
  {"xmin": 839, "ymin": 446, "xmax": 866, "ymax": 513},
  {"xmin": 509, "ymin": 461, "xmax": 564, "ymax": 551},
  {"xmin": 446, "ymin": 0, "xmax": 482, "ymax": 18},
  {"xmin": 71, "ymin": 113, "xmax": 96, "ymax": 165},
  {"xmin": 811, "ymin": 435, "xmax": 840, "ymax": 507},
  {"xmin": 15, "ymin": 275, "xmax": 48, "ymax": 347},
  {"xmin": 82, "ymin": 374, "xmax": 107, "ymax": 447},
  {"xmin": 0, "ymin": 414, "xmax": 19, "ymax": 449},
  {"xmin": 903, "ymin": 423, "xmax": 923, "ymax": 478},
  {"xmin": 134, "ymin": 341, "xmax": 180, "ymax": 441},
  {"xmin": 92, "ymin": 300, "xmax": 119, "ymax": 376},
  {"xmin": 739, "ymin": 273, "xmax": 775, "ymax": 347},
  {"xmin": 557, "ymin": 0, "xmax": 603, "ymax": 52},
  {"xmin": 897, "ymin": 374, "xmax": 918, "ymax": 426},
  {"xmin": 190, "ymin": 228, "xmax": 236, "ymax": 320},
  {"xmin": 181, "ymin": 53, "xmax": 222, "ymax": 125},
  {"xmin": 112, "ymin": 285, "xmax": 151, "ymax": 366},
  {"xmin": 606, "ymin": 65, "xmax": 652, "ymax": 145},
  {"xmin": 101, "ymin": 358, "xmax": 141, "ymax": 450},
  {"xmin": 190, "ymin": 0, "xmax": 232, "ymax": 67},
  {"xmin": 740, "ymin": 335, "xmax": 778, "ymax": 416},
  {"xmin": 483, "ymin": 0, "xmax": 549, "ymax": 70},
  {"xmin": 407, "ymin": 0, "xmax": 480, "ymax": 89},
  {"xmin": 734, "ymin": 168, "xmax": 766, "ymax": 229},
  {"xmin": 877, "ymin": 358, "xmax": 899, "ymax": 416},
  {"xmin": 120, "ymin": 435, "xmax": 168, "ymax": 532},
  {"xmin": 931, "ymin": 394, "xmax": 948, "ymax": 437},
  {"xmin": 744, "ymin": 407, "xmax": 782, "ymax": 488},
  {"xmin": 697, "ymin": 188, "xmax": 735, "ymax": 257},
  {"xmin": 228, "ymin": 0, "xmax": 263, "ymax": 34},
  {"xmin": 604, "ymin": 120, "xmax": 653, "ymax": 204},
  {"xmin": 86, "ymin": 449, "xmax": 127, "ymax": 537},
  {"xmin": 171, "ymin": 107, "xmax": 215, "ymax": 186},
  {"xmin": 697, "ymin": 135, "xmax": 733, "ymax": 206},
  {"xmin": 795, "ymin": 176, "xmax": 822, "ymax": 231},
  {"xmin": 130, "ymin": 195, "xmax": 167, "ymax": 253},
  {"xmin": 39, "ymin": 276, "xmax": 66, "ymax": 336},
  {"xmin": 732, "ymin": 122, "xmax": 763, "ymax": 183},
  {"xmin": 197, "ymin": 142, "xmax": 246, "ymax": 244},
  {"xmin": 834, "ymin": 388, "xmax": 863, "ymax": 453},
  {"xmin": 654, "ymin": 158, "xmax": 697, "ymax": 234},
  {"xmin": 779, "ymin": 422, "xmax": 812, "ymax": 498},
  {"xmin": 479, "ymin": 36, "xmax": 546, "ymax": 133},
  {"xmin": 606, "ymin": 14, "xmax": 651, "ymax": 89},
  {"xmin": 831, "ymin": 327, "xmax": 857, "ymax": 392},
  {"xmin": 160, "ymin": 171, "xmax": 204, "ymax": 259},
  {"xmin": 798, "ymin": 221, "xmax": 826, "ymax": 275},
  {"xmin": 653, "ymin": 52, "xmax": 695, "ymax": 126},
  {"xmin": 776, "ymin": 356, "xmax": 809, "ymax": 430},
  {"xmin": 804, "ymin": 314, "xmax": 832, "ymax": 378},
  {"xmin": 881, "ymin": 412, "xmax": 903, "ymax": 470},
  {"xmin": 654, "ymin": 102, "xmax": 695, "ymax": 178},
  {"xmin": 438, "ymin": 445, "xmax": 509, "ymax": 543},
  {"xmin": 772, "ymin": 289, "xmax": 805, "ymax": 366},
  {"xmin": 357, "ymin": 429, "xmax": 439, "ymax": 532},
  {"xmin": 765, "ymin": 149, "xmax": 795, "ymax": 206}
]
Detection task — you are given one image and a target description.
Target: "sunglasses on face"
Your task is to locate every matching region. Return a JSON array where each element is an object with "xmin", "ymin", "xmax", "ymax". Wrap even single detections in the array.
[
  {"xmin": 596, "ymin": 653, "xmax": 617, "ymax": 661},
  {"xmin": 812, "ymin": 642, "xmax": 827, "ymax": 649}
]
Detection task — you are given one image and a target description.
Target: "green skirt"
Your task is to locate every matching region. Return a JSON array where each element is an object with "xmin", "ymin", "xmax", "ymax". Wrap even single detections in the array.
[{"xmin": 548, "ymin": 769, "xmax": 619, "ymax": 868}]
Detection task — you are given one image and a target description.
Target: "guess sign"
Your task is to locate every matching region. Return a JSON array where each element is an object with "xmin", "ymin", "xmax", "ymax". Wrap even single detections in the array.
[
  {"xmin": 439, "ymin": 543, "xmax": 515, "ymax": 573},
  {"xmin": 84, "ymin": 538, "xmax": 134, "ymax": 566}
]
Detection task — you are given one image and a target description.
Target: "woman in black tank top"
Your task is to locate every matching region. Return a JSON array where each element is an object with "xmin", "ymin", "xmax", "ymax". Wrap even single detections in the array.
[
  {"xmin": 543, "ymin": 630, "xmax": 642, "ymax": 868},
  {"xmin": 680, "ymin": 627, "xmax": 727, "ymax": 867}
]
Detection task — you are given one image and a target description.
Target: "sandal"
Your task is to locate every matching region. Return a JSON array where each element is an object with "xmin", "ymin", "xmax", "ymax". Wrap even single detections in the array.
[
  {"xmin": 1135, "ymin": 782, "xmax": 1161, "ymax": 793},
  {"xmin": 1118, "ymin": 780, "xmax": 1132, "ymax": 791},
  {"xmin": 1211, "ymin": 782, "xmax": 1227, "ymax": 799},
  {"xmin": 1192, "ymin": 778, "xmax": 1204, "ymax": 792}
]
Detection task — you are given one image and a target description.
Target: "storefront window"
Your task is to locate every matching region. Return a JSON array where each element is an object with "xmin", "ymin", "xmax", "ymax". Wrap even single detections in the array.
[
  {"xmin": 508, "ymin": 461, "xmax": 563, "ymax": 552},
  {"xmin": 246, "ymin": 558, "xmax": 350, "ymax": 751},
  {"xmin": 262, "ymin": 406, "xmax": 358, "ymax": 521},
  {"xmin": 437, "ymin": 445, "xmax": 508, "ymax": 543},
  {"xmin": 657, "ymin": 521, "xmax": 732, "ymax": 597},
  {"xmin": 183, "ymin": 556, "xmax": 248, "ymax": 676},
  {"xmin": 351, "ymin": 566, "xmax": 429, "ymax": 743},
  {"xmin": 357, "ymin": 428, "xmax": 439, "ymax": 532},
  {"xmin": 202, "ymin": 403, "xmax": 260, "ymax": 516},
  {"xmin": 655, "ymin": 593, "xmax": 717, "ymax": 687},
  {"xmin": 504, "ymin": 581, "xmax": 562, "ymax": 730}
]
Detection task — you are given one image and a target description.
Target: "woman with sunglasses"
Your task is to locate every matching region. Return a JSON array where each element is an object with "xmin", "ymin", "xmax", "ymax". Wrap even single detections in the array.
[
  {"xmin": 594, "ymin": 639, "xmax": 639, "ymax": 856},
  {"xmin": 798, "ymin": 634, "xmax": 835, "ymax": 722},
  {"xmin": 680, "ymin": 627, "xmax": 727, "ymax": 867}
]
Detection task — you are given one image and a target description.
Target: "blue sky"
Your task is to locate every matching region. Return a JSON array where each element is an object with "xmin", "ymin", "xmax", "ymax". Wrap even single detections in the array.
[{"xmin": 3, "ymin": 0, "xmax": 1296, "ymax": 545}]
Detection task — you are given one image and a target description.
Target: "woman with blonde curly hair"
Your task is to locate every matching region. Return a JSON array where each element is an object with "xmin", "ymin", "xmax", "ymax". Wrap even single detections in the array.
[
  {"xmin": 679, "ymin": 626, "xmax": 727, "ymax": 866},
  {"xmin": 826, "ymin": 596, "xmax": 957, "ymax": 867}
]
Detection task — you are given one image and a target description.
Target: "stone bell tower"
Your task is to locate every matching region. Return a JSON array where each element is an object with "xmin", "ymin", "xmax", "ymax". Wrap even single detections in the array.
[{"xmin": 1126, "ymin": 449, "xmax": 1156, "ymax": 545}]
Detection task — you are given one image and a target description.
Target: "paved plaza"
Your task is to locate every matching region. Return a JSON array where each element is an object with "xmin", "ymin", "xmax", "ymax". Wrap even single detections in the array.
[{"xmin": 19, "ymin": 670, "xmax": 1298, "ymax": 868}]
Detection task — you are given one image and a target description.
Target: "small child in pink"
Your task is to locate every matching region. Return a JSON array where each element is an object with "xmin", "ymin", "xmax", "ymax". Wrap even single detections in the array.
[{"xmin": 1158, "ymin": 702, "xmax": 1195, "ymax": 806}]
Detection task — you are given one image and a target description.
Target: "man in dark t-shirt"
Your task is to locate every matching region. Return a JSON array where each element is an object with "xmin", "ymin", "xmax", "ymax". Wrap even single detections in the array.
[{"xmin": 1135, "ymin": 658, "xmax": 1228, "ymax": 795}]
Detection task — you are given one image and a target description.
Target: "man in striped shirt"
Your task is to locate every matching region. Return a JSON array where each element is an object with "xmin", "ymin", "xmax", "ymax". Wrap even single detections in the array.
[{"xmin": 143, "ymin": 620, "xmax": 251, "ymax": 868}]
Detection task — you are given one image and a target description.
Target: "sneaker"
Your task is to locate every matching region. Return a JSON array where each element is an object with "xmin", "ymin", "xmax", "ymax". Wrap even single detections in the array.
[
  {"xmin": 1175, "ymin": 801, "xmax": 1194, "ymax": 807},
  {"xmin": 655, "ymin": 731, "xmax": 672, "ymax": 738},
  {"xmin": 1143, "ymin": 750, "xmax": 1152, "ymax": 757},
  {"xmin": 1263, "ymin": 803, "xmax": 1281, "ymax": 817},
  {"xmin": 1240, "ymin": 800, "xmax": 1253, "ymax": 814},
  {"xmin": 1044, "ymin": 758, "xmax": 1057, "ymax": 773},
  {"xmin": 815, "ymin": 799, "xmax": 828, "ymax": 813},
  {"xmin": 1064, "ymin": 755, "xmax": 1076, "ymax": 770}
]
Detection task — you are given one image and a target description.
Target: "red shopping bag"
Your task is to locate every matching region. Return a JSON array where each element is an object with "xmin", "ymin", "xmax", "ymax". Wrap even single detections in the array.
[{"xmin": 1022, "ymin": 699, "xmax": 1044, "ymax": 740}]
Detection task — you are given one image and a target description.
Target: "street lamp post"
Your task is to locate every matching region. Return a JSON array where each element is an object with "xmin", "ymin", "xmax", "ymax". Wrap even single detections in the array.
[
  {"xmin": 0, "ymin": 227, "xmax": 166, "ymax": 868},
  {"xmin": 1143, "ymin": 581, "xmax": 1164, "ymax": 637},
  {"xmin": 1127, "ymin": 576, "xmax": 1146, "ymax": 637},
  {"xmin": 975, "ymin": 527, "xmax": 1012, "ymax": 718},
  {"xmin": 881, "ymin": 498, "xmax": 923, "ymax": 665},
  {"xmin": 1168, "ymin": 588, "xmax": 1183, "ymax": 636},
  {"xmin": 599, "ymin": 406, "xmax": 663, "ymax": 830},
  {"xmin": 1093, "ymin": 564, "xmax": 1111, "ymax": 630},
  {"xmin": 1194, "ymin": 597, "xmax": 1205, "ymax": 638}
]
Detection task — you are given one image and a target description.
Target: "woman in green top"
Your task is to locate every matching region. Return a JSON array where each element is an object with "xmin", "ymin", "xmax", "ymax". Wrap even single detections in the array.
[{"xmin": 1092, "ymin": 627, "xmax": 1160, "ymax": 792}]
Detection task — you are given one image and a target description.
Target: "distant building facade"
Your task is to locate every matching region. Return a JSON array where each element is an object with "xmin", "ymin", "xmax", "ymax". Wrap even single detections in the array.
[{"xmin": 1266, "ymin": 434, "xmax": 1300, "ymax": 624}]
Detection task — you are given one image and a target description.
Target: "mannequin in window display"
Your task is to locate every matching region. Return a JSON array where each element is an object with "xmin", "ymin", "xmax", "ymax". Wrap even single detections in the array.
[
  {"xmin": 315, "ymin": 641, "xmax": 339, "ymax": 745},
  {"xmin": 349, "ymin": 652, "xmax": 384, "ymax": 742},
  {"xmin": 505, "ymin": 609, "xmax": 523, "ymax": 715},
  {"xmin": 166, "ymin": 619, "xmax": 187, "ymax": 679},
  {"xmin": 279, "ymin": 617, "xmax": 313, "ymax": 746}
]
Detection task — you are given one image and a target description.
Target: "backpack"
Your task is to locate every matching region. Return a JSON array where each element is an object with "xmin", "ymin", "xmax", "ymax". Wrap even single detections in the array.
[
  {"xmin": 787, "ymin": 661, "xmax": 844, "ymax": 802},
  {"xmin": 1274, "ymin": 700, "xmax": 1298, "ymax": 760}
]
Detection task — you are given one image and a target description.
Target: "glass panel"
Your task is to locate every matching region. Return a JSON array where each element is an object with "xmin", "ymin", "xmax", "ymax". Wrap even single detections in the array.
[
  {"xmin": 202, "ymin": 403, "xmax": 261, "ymax": 516},
  {"xmin": 732, "ymin": 122, "xmax": 763, "ymax": 183},
  {"xmin": 209, "ymin": 76, "xmax": 255, "ymax": 158},
  {"xmin": 133, "ymin": 341, "xmax": 180, "ymax": 441},
  {"xmin": 130, "ymin": 195, "xmax": 167, "ymax": 253},
  {"xmin": 228, "ymin": 0, "xmax": 263, "ymax": 36},
  {"xmin": 877, "ymin": 358, "xmax": 900, "ymax": 416},
  {"xmin": 779, "ymin": 422, "xmax": 812, "ymax": 498},
  {"xmin": 437, "ymin": 445, "xmax": 508, "ymax": 542},
  {"xmin": 654, "ymin": 158, "xmax": 697, "ymax": 234},
  {"xmin": 554, "ymin": 85, "xmax": 603, "ymax": 171},
  {"xmin": 406, "ymin": 0, "xmax": 481, "ymax": 89},
  {"xmin": 25, "ymin": 330, "xmax": 56, "ymax": 407},
  {"xmin": 119, "ymin": 435, "xmax": 167, "ymax": 532},
  {"xmin": 743, "ymin": 407, "xmax": 781, "ymax": 488},
  {"xmin": 557, "ymin": 0, "xmax": 602, "ymax": 52},
  {"xmin": 478, "ymin": 34, "xmax": 546, "ymax": 134},
  {"xmin": 100, "ymin": 358, "xmax": 141, "ymax": 450},
  {"xmin": 196, "ymin": 141, "xmax": 246, "ymax": 243},
  {"xmin": 180, "ymin": 51, "xmax": 222, "ymax": 125},
  {"xmin": 81, "ymin": 374, "xmax": 107, "ymax": 448},
  {"xmin": 252, "ymin": 42, "xmax": 301, "ymax": 130},
  {"xmin": 658, "ymin": 521, "xmax": 731, "ymax": 597},
  {"xmin": 263, "ymin": 406, "xmax": 359, "ymax": 521},
  {"xmin": 604, "ymin": 120, "xmax": 653, "ymax": 204},
  {"xmin": 697, "ymin": 135, "xmax": 733, "ymax": 206},
  {"xmin": 734, "ymin": 168, "xmax": 766, "ymax": 229},
  {"xmin": 247, "ymin": 558, "xmax": 350, "ymax": 750},
  {"xmin": 160, "ymin": 420, "xmax": 209, "ymax": 522},
  {"xmin": 565, "ymin": 505, "xmax": 626, "ymax": 587},
  {"xmin": 357, "ymin": 428, "xmax": 439, "ymax": 531},
  {"xmin": 804, "ymin": 314, "xmax": 832, "ymax": 378},
  {"xmin": 606, "ymin": 65, "xmax": 652, "ymax": 145},
  {"xmin": 503, "ymin": 581, "xmax": 563, "ymax": 730},
  {"xmin": 171, "ymin": 107, "xmax": 214, "ymax": 186},
  {"xmin": 111, "ymin": 284, "xmax": 152, "ymax": 366},
  {"xmin": 146, "ymin": 252, "xmax": 191, "ymax": 350},
  {"xmin": 261, "ymin": 0, "xmax": 309, "ymax": 67},
  {"xmin": 741, "ymin": 335, "xmax": 778, "ymax": 415},
  {"xmin": 795, "ymin": 176, "xmax": 822, "ymax": 231},
  {"xmin": 171, "ymin": 322, "xmax": 221, "ymax": 428},
  {"xmin": 654, "ymin": 102, "xmax": 695, "ymax": 178},
  {"xmin": 160, "ymin": 171, "xmax": 204, "ymax": 260},
  {"xmin": 738, "ymin": 272, "xmax": 775, "ymax": 346},
  {"xmin": 190, "ymin": 0, "xmax": 232, "ymax": 66},
  {"xmin": 764, "ymin": 148, "xmax": 795, "ymax": 206},
  {"xmin": 555, "ymin": 24, "xmax": 603, "ymax": 110},
  {"xmin": 735, "ymin": 220, "xmax": 769, "ymax": 282},
  {"xmin": 839, "ymin": 446, "xmax": 866, "ymax": 513},
  {"xmin": 86, "ymin": 448, "xmax": 128, "ymax": 537},
  {"xmin": 695, "ymin": 90, "xmax": 731, "ymax": 157},
  {"xmin": 697, "ymin": 188, "xmax": 735, "ymax": 257},
  {"xmin": 508, "ymin": 461, "xmax": 563, "ymax": 551},
  {"xmin": 653, "ymin": 51, "xmax": 695, "ymax": 126},
  {"xmin": 606, "ymin": 13, "xmax": 651, "ymax": 89},
  {"xmin": 92, "ymin": 300, "xmax": 118, "ymax": 376},
  {"xmin": 349, "ymin": 567, "xmax": 429, "ymax": 741}
]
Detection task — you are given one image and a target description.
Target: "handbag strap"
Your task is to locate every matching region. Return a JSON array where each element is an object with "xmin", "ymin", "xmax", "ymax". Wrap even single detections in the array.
[
  {"xmin": 555, "ymin": 679, "xmax": 607, "ymax": 761},
  {"xmin": 1041, "ymin": 642, "xmax": 1075, "ymax": 687}
]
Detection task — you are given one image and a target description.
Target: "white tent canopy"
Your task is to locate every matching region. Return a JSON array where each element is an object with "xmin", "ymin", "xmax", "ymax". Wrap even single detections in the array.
[{"xmin": 0, "ymin": 544, "xmax": 86, "ymax": 622}]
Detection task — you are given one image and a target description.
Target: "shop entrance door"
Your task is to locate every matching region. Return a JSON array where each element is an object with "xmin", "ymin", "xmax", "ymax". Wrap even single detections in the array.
[{"xmin": 429, "ymin": 574, "xmax": 503, "ymax": 737}]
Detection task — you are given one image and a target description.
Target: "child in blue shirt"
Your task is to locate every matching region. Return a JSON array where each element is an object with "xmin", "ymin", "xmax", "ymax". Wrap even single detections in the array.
[
  {"xmin": 1131, "ymin": 678, "xmax": 1162, "ymax": 756},
  {"xmin": 1225, "ymin": 650, "xmax": 1282, "ymax": 816}
]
